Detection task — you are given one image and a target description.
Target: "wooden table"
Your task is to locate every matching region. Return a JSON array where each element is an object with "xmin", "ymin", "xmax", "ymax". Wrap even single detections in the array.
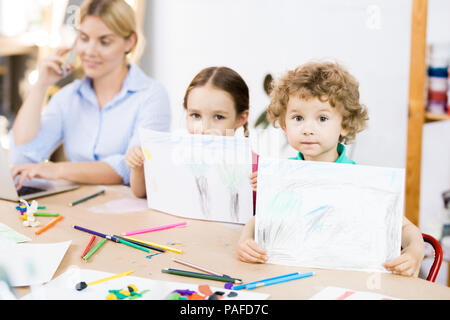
[{"xmin": 1, "ymin": 185, "xmax": 450, "ymax": 300}]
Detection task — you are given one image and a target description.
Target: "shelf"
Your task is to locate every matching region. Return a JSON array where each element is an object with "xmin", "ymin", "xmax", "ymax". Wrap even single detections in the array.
[
  {"xmin": 425, "ymin": 112, "xmax": 450, "ymax": 123},
  {"xmin": 0, "ymin": 65, "xmax": 6, "ymax": 76},
  {"xmin": 0, "ymin": 36, "xmax": 36, "ymax": 56}
]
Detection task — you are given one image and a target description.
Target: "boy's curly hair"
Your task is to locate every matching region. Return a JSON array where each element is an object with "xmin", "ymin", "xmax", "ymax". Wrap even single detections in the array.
[{"xmin": 267, "ymin": 61, "xmax": 369, "ymax": 144}]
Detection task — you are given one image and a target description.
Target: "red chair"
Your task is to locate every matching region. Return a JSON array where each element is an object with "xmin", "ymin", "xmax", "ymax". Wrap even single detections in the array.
[{"xmin": 422, "ymin": 233, "xmax": 443, "ymax": 282}]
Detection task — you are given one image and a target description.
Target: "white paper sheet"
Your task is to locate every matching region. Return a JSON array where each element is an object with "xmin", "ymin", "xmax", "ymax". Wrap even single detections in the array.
[
  {"xmin": 0, "ymin": 241, "xmax": 71, "ymax": 287},
  {"xmin": 139, "ymin": 128, "xmax": 253, "ymax": 224},
  {"xmin": 88, "ymin": 197, "xmax": 149, "ymax": 214},
  {"xmin": 0, "ymin": 222, "xmax": 31, "ymax": 243},
  {"xmin": 21, "ymin": 268, "xmax": 270, "ymax": 300},
  {"xmin": 255, "ymin": 158, "xmax": 404, "ymax": 272},
  {"xmin": 309, "ymin": 286, "xmax": 400, "ymax": 300}
]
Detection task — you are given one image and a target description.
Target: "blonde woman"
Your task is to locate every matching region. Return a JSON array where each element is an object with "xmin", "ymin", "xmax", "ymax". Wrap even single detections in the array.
[{"xmin": 9, "ymin": 0, "xmax": 170, "ymax": 189}]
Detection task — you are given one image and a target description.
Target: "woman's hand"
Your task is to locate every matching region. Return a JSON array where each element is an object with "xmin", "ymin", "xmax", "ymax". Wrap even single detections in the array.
[
  {"xmin": 11, "ymin": 161, "xmax": 61, "ymax": 190},
  {"xmin": 37, "ymin": 47, "xmax": 74, "ymax": 87}
]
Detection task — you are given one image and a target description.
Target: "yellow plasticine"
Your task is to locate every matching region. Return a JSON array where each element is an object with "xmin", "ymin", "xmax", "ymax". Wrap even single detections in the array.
[
  {"xmin": 128, "ymin": 284, "xmax": 138, "ymax": 293},
  {"xmin": 119, "ymin": 289, "xmax": 130, "ymax": 296},
  {"xmin": 106, "ymin": 293, "xmax": 118, "ymax": 300},
  {"xmin": 143, "ymin": 149, "xmax": 152, "ymax": 161}
]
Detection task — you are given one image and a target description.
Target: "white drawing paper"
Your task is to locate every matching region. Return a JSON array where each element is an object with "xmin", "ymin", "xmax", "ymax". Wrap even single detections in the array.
[
  {"xmin": 309, "ymin": 286, "xmax": 400, "ymax": 300},
  {"xmin": 139, "ymin": 128, "xmax": 253, "ymax": 224},
  {"xmin": 255, "ymin": 157, "xmax": 404, "ymax": 273},
  {"xmin": 88, "ymin": 197, "xmax": 149, "ymax": 214},
  {"xmin": 0, "ymin": 222, "xmax": 31, "ymax": 243},
  {"xmin": 21, "ymin": 268, "xmax": 270, "ymax": 300},
  {"xmin": 0, "ymin": 241, "xmax": 71, "ymax": 287}
]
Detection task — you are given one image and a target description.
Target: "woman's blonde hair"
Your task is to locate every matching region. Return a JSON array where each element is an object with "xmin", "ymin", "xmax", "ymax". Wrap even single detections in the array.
[
  {"xmin": 267, "ymin": 61, "xmax": 369, "ymax": 144},
  {"xmin": 78, "ymin": 0, "xmax": 144, "ymax": 62}
]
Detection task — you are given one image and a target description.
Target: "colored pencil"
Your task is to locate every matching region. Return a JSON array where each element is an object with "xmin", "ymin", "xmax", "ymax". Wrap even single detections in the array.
[
  {"xmin": 232, "ymin": 272, "xmax": 300, "ymax": 290},
  {"xmin": 172, "ymin": 257, "xmax": 238, "ymax": 280},
  {"xmin": 122, "ymin": 236, "xmax": 182, "ymax": 254},
  {"xmin": 114, "ymin": 235, "xmax": 166, "ymax": 253},
  {"xmin": 162, "ymin": 268, "xmax": 241, "ymax": 283},
  {"xmin": 35, "ymin": 215, "xmax": 64, "ymax": 235},
  {"xmin": 246, "ymin": 272, "xmax": 314, "ymax": 290},
  {"xmin": 73, "ymin": 225, "xmax": 118, "ymax": 242},
  {"xmin": 69, "ymin": 189, "xmax": 105, "ymax": 207},
  {"xmin": 37, "ymin": 206, "xmax": 46, "ymax": 210},
  {"xmin": 116, "ymin": 237, "xmax": 151, "ymax": 253},
  {"xmin": 81, "ymin": 235, "xmax": 96, "ymax": 258},
  {"xmin": 123, "ymin": 222, "xmax": 187, "ymax": 236},
  {"xmin": 34, "ymin": 212, "xmax": 60, "ymax": 217},
  {"xmin": 83, "ymin": 238, "xmax": 107, "ymax": 261}
]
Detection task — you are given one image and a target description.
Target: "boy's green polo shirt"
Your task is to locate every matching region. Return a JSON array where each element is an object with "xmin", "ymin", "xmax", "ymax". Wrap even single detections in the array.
[{"xmin": 290, "ymin": 143, "xmax": 356, "ymax": 164}]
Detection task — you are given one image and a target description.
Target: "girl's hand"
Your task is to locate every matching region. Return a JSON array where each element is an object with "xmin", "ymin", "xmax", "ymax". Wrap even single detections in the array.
[
  {"xmin": 125, "ymin": 146, "xmax": 145, "ymax": 169},
  {"xmin": 237, "ymin": 238, "xmax": 268, "ymax": 264},
  {"xmin": 37, "ymin": 47, "xmax": 74, "ymax": 87},
  {"xmin": 250, "ymin": 171, "xmax": 258, "ymax": 191},
  {"xmin": 383, "ymin": 246, "xmax": 423, "ymax": 277},
  {"xmin": 11, "ymin": 161, "xmax": 61, "ymax": 190}
]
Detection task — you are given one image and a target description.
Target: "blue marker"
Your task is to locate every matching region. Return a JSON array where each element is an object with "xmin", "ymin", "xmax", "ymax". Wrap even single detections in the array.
[
  {"xmin": 246, "ymin": 272, "xmax": 314, "ymax": 290},
  {"xmin": 232, "ymin": 272, "xmax": 300, "ymax": 290}
]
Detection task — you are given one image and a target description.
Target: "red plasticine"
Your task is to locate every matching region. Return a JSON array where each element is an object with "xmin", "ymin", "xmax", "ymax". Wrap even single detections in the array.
[{"xmin": 198, "ymin": 284, "xmax": 213, "ymax": 297}]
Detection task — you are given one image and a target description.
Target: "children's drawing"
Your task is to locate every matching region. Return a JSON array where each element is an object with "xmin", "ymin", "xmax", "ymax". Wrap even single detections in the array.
[
  {"xmin": 255, "ymin": 158, "xmax": 404, "ymax": 273},
  {"xmin": 139, "ymin": 128, "xmax": 253, "ymax": 224},
  {"xmin": 216, "ymin": 160, "xmax": 248, "ymax": 222},
  {"xmin": 186, "ymin": 162, "xmax": 211, "ymax": 219}
]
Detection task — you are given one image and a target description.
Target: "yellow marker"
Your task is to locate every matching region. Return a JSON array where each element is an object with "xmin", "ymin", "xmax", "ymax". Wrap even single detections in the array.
[
  {"xmin": 123, "ymin": 236, "xmax": 182, "ymax": 254},
  {"xmin": 87, "ymin": 270, "xmax": 134, "ymax": 287},
  {"xmin": 76, "ymin": 270, "xmax": 135, "ymax": 291},
  {"xmin": 143, "ymin": 149, "xmax": 152, "ymax": 161}
]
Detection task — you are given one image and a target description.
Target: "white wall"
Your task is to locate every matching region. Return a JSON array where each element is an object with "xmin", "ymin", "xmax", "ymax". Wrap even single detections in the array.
[
  {"xmin": 427, "ymin": 0, "xmax": 450, "ymax": 44},
  {"xmin": 421, "ymin": 0, "xmax": 450, "ymax": 287},
  {"xmin": 142, "ymin": 0, "xmax": 412, "ymax": 168}
]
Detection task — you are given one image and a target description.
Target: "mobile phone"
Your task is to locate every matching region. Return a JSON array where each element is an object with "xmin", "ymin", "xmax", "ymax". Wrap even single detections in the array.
[{"xmin": 62, "ymin": 48, "xmax": 76, "ymax": 77}]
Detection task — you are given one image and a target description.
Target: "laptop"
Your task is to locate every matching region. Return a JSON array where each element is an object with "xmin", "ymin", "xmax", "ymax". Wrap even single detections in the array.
[{"xmin": 0, "ymin": 148, "xmax": 79, "ymax": 202}]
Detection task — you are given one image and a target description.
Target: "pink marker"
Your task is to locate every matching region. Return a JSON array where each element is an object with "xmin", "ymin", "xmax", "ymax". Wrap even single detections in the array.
[{"xmin": 123, "ymin": 222, "xmax": 187, "ymax": 236}]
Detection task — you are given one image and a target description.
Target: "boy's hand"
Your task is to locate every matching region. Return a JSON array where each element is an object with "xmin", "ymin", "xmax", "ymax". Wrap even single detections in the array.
[
  {"xmin": 125, "ymin": 146, "xmax": 145, "ymax": 169},
  {"xmin": 237, "ymin": 238, "xmax": 268, "ymax": 264},
  {"xmin": 383, "ymin": 246, "xmax": 423, "ymax": 277},
  {"xmin": 250, "ymin": 172, "xmax": 258, "ymax": 191}
]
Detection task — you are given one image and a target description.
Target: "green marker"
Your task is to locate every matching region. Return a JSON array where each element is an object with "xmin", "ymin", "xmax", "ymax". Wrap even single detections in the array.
[
  {"xmin": 117, "ymin": 238, "xmax": 150, "ymax": 253},
  {"xmin": 162, "ymin": 268, "xmax": 240, "ymax": 283},
  {"xmin": 34, "ymin": 212, "xmax": 60, "ymax": 217},
  {"xmin": 83, "ymin": 238, "xmax": 107, "ymax": 261}
]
